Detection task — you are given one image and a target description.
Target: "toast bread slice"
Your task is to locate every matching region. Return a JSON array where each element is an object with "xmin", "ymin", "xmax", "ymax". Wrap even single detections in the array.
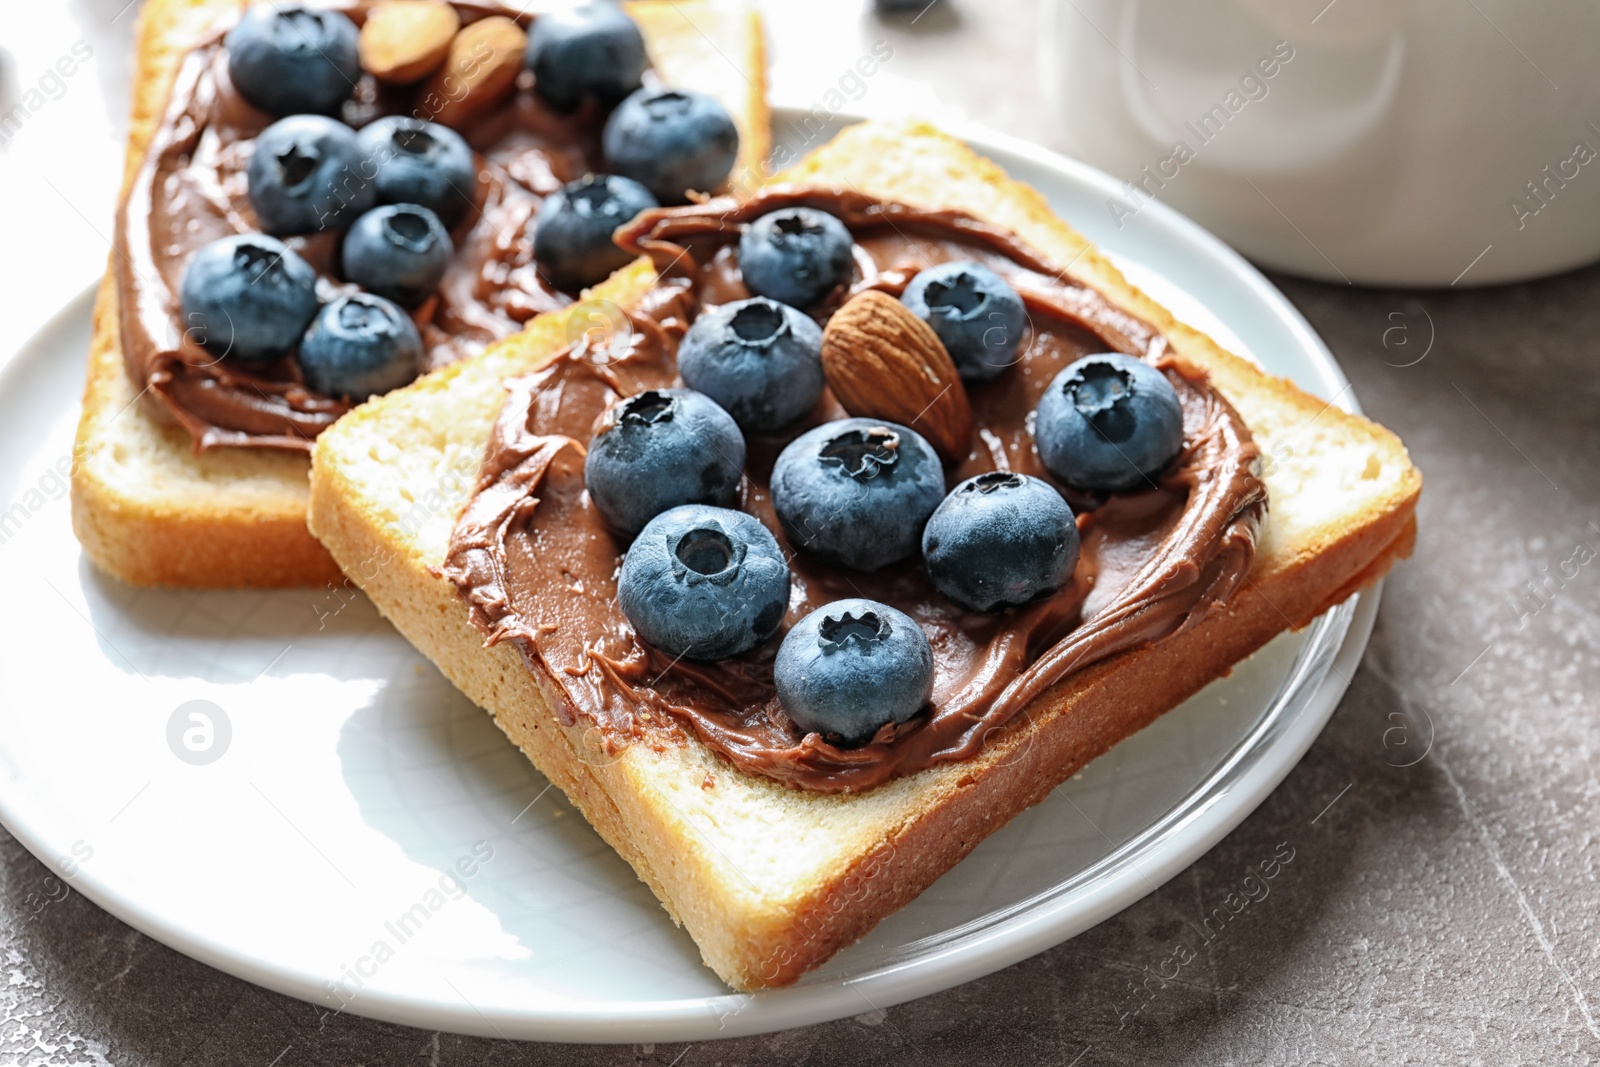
[
  {"xmin": 307, "ymin": 120, "xmax": 1422, "ymax": 989},
  {"xmin": 70, "ymin": 0, "xmax": 770, "ymax": 588}
]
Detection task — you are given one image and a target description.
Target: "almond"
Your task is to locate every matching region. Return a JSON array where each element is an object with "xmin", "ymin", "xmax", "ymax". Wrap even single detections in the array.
[
  {"xmin": 418, "ymin": 16, "xmax": 527, "ymax": 129},
  {"xmin": 821, "ymin": 290, "xmax": 974, "ymax": 463},
  {"xmin": 359, "ymin": 1, "xmax": 460, "ymax": 85}
]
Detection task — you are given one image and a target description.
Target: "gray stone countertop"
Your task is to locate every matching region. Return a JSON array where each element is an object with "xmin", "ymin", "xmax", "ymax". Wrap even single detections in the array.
[{"xmin": 5, "ymin": 1, "xmax": 1599, "ymax": 1064}]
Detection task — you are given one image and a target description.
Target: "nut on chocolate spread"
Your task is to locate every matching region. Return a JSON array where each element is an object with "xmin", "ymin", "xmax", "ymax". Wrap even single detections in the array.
[
  {"xmin": 116, "ymin": 2, "xmax": 620, "ymax": 452},
  {"xmin": 440, "ymin": 187, "xmax": 1268, "ymax": 793}
]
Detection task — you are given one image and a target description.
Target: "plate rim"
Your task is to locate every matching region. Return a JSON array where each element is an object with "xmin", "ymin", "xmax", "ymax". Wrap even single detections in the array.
[{"xmin": 0, "ymin": 111, "xmax": 1374, "ymax": 1043}]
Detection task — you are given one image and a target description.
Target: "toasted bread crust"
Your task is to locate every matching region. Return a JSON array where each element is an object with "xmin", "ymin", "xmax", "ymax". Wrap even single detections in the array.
[
  {"xmin": 70, "ymin": 0, "xmax": 770, "ymax": 588},
  {"xmin": 309, "ymin": 120, "xmax": 1420, "ymax": 989}
]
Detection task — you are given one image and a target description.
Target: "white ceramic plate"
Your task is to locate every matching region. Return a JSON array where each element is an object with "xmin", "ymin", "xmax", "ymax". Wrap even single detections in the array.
[{"xmin": 0, "ymin": 113, "xmax": 1372, "ymax": 1042}]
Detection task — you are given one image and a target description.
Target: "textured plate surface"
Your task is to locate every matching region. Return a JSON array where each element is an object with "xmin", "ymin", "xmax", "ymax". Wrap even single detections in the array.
[{"xmin": 0, "ymin": 114, "xmax": 1372, "ymax": 1042}]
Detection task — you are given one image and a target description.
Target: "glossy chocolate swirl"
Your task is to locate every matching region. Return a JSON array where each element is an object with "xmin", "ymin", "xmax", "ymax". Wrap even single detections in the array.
[{"xmin": 440, "ymin": 187, "xmax": 1267, "ymax": 793}]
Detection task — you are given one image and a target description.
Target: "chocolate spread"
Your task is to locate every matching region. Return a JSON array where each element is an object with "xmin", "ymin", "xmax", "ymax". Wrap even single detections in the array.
[
  {"xmin": 117, "ymin": 1, "xmax": 619, "ymax": 451},
  {"xmin": 439, "ymin": 187, "xmax": 1268, "ymax": 793}
]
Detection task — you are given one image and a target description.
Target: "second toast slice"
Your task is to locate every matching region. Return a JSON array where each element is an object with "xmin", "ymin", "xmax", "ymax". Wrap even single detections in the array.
[{"xmin": 308, "ymin": 120, "xmax": 1420, "ymax": 989}]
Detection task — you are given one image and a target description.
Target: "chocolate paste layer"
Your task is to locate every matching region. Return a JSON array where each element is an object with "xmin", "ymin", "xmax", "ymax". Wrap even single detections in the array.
[
  {"xmin": 440, "ymin": 187, "xmax": 1268, "ymax": 793},
  {"xmin": 117, "ymin": 1, "xmax": 615, "ymax": 451}
]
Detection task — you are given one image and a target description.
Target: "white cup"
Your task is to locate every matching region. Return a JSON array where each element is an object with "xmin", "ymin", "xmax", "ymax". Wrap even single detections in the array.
[{"xmin": 1042, "ymin": 0, "xmax": 1600, "ymax": 286}]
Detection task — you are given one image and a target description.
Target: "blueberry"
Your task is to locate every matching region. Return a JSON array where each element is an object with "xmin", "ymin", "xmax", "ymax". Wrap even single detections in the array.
[
  {"xmin": 1034, "ymin": 353, "xmax": 1185, "ymax": 492},
  {"xmin": 601, "ymin": 88, "xmax": 740, "ymax": 203},
  {"xmin": 247, "ymin": 114, "xmax": 375, "ymax": 235},
  {"xmin": 584, "ymin": 389, "xmax": 746, "ymax": 538},
  {"xmin": 178, "ymin": 234, "xmax": 319, "ymax": 363},
  {"xmin": 225, "ymin": 4, "xmax": 359, "ymax": 117},
  {"xmin": 677, "ymin": 298, "xmax": 825, "ymax": 433},
  {"xmin": 341, "ymin": 204, "xmax": 453, "ymax": 307},
  {"xmin": 617, "ymin": 505, "xmax": 791, "ymax": 661},
  {"xmin": 297, "ymin": 293, "xmax": 422, "ymax": 398},
  {"xmin": 902, "ymin": 260, "xmax": 1026, "ymax": 382},
  {"xmin": 525, "ymin": 1, "xmax": 647, "ymax": 111},
  {"xmin": 738, "ymin": 208, "xmax": 854, "ymax": 309},
  {"xmin": 355, "ymin": 117, "xmax": 477, "ymax": 227},
  {"xmin": 532, "ymin": 174, "xmax": 658, "ymax": 291},
  {"xmin": 770, "ymin": 418, "xmax": 945, "ymax": 572},
  {"xmin": 774, "ymin": 598, "xmax": 933, "ymax": 744},
  {"xmin": 922, "ymin": 472, "xmax": 1079, "ymax": 612}
]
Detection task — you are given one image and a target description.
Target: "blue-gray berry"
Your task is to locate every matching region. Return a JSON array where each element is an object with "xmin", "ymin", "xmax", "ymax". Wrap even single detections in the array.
[
  {"xmin": 525, "ymin": 1, "xmax": 647, "ymax": 111},
  {"xmin": 618, "ymin": 505, "xmax": 791, "ymax": 661},
  {"xmin": 533, "ymin": 174, "xmax": 658, "ymax": 291},
  {"xmin": 901, "ymin": 260, "xmax": 1026, "ymax": 382},
  {"xmin": 1034, "ymin": 353, "xmax": 1185, "ymax": 492},
  {"xmin": 247, "ymin": 114, "xmax": 374, "ymax": 235},
  {"xmin": 341, "ymin": 204, "xmax": 453, "ymax": 307},
  {"xmin": 584, "ymin": 389, "xmax": 746, "ymax": 538},
  {"xmin": 774, "ymin": 598, "xmax": 933, "ymax": 744},
  {"xmin": 738, "ymin": 207, "xmax": 854, "ymax": 309},
  {"xmin": 178, "ymin": 234, "xmax": 319, "ymax": 363},
  {"xmin": 355, "ymin": 117, "xmax": 477, "ymax": 228},
  {"xmin": 226, "ymin": 5, "xmax": 359, "ymax": 117},
  {"xmin": 297, "ymin": 292, "xmax": 422, "ymax": 398},
  {"xmin": 601, "ymin": 88, "xmax": 739, "ymax": 204},
  {"xmin": 923, "ymin": 472, "xmax": 1079, "ymax": 612},
  {"xmin": 677, "ymin": 298, "xmax": 825, "ymax": 433},
  {"xmin": 770, "ymin": 418, "xmax": 945, "ymax": 572}
]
